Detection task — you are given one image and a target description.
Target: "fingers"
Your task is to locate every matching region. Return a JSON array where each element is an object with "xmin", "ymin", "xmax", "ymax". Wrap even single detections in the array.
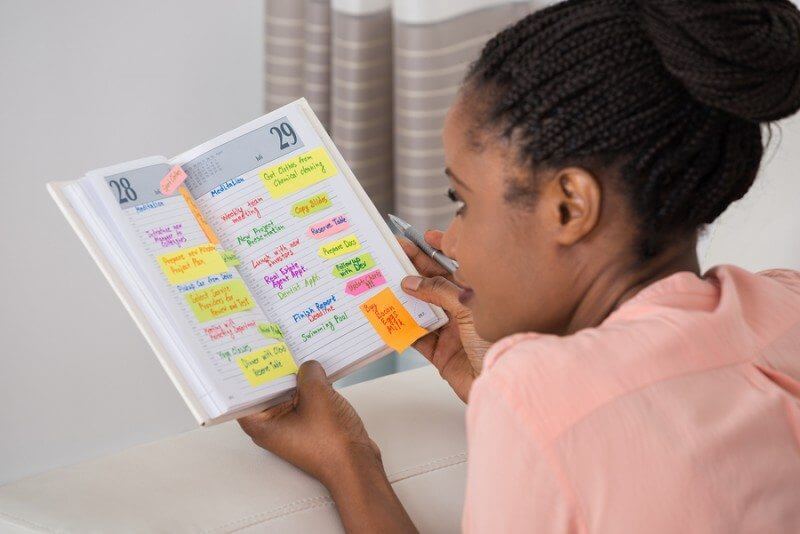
[
  {"xmin": 397, "ymin": 237, "xmax": 449, "ymax": 278},
  {"xmin": 401, "ymin": 275, "xmax": 466, "ymax": 317},
  {"xmin": 424, "ymin": 230, "xmax": 444, "ymax": 250}
]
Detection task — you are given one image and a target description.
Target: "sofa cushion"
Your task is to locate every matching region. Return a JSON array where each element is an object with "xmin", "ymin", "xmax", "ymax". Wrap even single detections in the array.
[{"xmin": 0, "ymin": 366, "xmax": 467, "ymax": 533}]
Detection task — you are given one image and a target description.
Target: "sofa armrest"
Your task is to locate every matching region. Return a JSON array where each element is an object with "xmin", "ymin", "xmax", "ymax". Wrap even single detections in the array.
[{"xmin": 0, "ymin": 366, "xmax": 466, "ymax": 533}]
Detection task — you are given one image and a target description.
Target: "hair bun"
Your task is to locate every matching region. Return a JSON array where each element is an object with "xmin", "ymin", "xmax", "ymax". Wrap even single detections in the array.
[{"xmin": 635, "ymin": 0, "xmax": 800, "ymax": 122}]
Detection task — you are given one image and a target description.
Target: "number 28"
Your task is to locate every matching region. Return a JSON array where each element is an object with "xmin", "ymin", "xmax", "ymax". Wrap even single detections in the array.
[{"xmin": 109, "ymin": 177, "xmax": 138, "ymax": 204}]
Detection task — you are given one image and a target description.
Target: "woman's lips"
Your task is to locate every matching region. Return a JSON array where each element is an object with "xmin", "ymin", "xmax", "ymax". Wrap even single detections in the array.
[{"xmin": 458, "ymin": 287, "xmax": 475, "ymax": 305}]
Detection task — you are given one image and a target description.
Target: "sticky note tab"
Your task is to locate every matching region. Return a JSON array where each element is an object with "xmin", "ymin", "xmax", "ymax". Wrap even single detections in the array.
[
  {"xmin": 185, "ymin": 279, "xmax": 256, "ymax": 323},
  {"xmin": 260, "ymin": 147, "xmax": 337, "ymax": 199},
  {"xmin": 257, "ymin": 322, "xmax": 284, "ymax": 341},
  {"xmin": 220, "ymin": 249, "xmax": 240, "ymax": 266},
  {"xmin": 318, "ymin": 234, "xmax": 360, "ymax": 259},
  {"xmin": 291, "ymin": 192, "xmax": 331, "ymax": 218},
  {"xmin": 157, "ymin": 243, "xmax": 228, "ymax": 284},
  {"xmin": 160, "ymin": 165, "xmax": 188, "ymax": 195},
  {"xmin": 345, "ymin": 269, "xmax": 387, "ymax": 296},
  {"xmin": 332, "ymin": 253, "xmax": 376, "ymax": 279},
  {"xmin": 237, "ymin": 342, "xmax": 298, "ymax": 386},
  {"xmin": 307, "ymin": 214, "xmax": 349, "ymax": 239},
  {"xmin": 179, "ymin": 186, "xmax": 220, "ymax": 244},
  {"xmin": 359, "ymin": 288, "xmax": 428, "ymax": 352}
]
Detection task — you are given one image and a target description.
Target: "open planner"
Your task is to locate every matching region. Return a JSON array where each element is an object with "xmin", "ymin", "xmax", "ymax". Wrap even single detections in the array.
[{"xmin": 48, "ymin": 98, "xmax": 448, "ymax": 426}]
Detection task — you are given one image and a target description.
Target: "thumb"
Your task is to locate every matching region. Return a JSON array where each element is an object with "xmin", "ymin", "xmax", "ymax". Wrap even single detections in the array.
[
  {"xmin": 401, "ymin": 275, "xmax": 466, "ymax": 316},
  {"xmin": 295, "ymin": 360, "xmax": 332, "ymax": 404}
]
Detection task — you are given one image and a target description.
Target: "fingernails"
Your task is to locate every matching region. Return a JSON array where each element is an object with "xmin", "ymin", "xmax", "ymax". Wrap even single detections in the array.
[{"xmin": 402, "ymin": 276, "xmax": 422, "ymax": 291}]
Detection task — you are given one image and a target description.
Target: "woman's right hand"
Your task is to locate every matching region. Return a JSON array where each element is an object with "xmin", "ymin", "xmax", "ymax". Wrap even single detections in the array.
[{"xmin": 399, "ymin": 230, "xmax": 491, "ymax": 403}]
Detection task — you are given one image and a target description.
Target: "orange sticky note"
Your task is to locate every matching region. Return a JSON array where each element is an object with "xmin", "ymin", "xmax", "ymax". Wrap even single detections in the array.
[
  {"xmin": 359, "ymin": 288, "xmax": 427, "ymax": 352},
  {"xmin": 160, "ymin": 165, "xmax": 188, "ymax": 195},
  {"xmin": 179, "ymin": 185, "xmax": 220, "ymax": 244}
]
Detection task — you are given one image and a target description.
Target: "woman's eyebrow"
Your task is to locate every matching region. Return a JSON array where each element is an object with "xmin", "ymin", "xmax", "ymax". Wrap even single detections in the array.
[{"xmin": 445, "ymin": 168, "xmax": 472, "ymax": 191}]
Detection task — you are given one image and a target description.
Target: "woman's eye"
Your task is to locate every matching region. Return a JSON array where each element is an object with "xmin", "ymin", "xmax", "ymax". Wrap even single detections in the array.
[{"xmin": 446, "ymin": 188, "xmax": 466, "ymax": 215}]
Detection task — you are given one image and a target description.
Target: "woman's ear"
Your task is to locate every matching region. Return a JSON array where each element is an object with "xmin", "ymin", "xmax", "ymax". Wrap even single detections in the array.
[{"xmin": 544, "ymin": 167, "xmax": 602, "ymax": 245}]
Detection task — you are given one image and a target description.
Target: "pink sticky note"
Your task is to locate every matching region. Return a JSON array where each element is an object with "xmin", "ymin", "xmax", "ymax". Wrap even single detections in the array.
[
  {"xmin": 307, "ymin": 214, "xmax": 350, "ymax": 239},
  {"xmin": 160, "ymin": 165, "xmax": 188, "ymax": 195},
  {"xmin": 345, "ymin": 269, "xmax": 387, "ymax": 296}
]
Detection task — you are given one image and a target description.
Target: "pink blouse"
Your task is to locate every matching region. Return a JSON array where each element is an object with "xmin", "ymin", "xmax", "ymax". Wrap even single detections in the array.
[{"xmin": 463, "ymin": 265, "xmax": 800, "ymax": 533}]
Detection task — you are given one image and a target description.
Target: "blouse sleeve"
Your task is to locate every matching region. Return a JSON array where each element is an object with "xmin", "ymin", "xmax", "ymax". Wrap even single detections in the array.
[{"xmin": 462, "ymin": 376, "xmax": 580, "ymax": 533}]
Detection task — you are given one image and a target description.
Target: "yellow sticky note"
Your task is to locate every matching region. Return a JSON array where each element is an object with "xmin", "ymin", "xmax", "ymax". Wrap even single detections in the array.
[
  {"xmin": 185, "ymin": 279, "xmax": 256, "ymax": 323},
  {"xmin": 359, "ymin": 288, "xmax": 428, "ymax": 353},
  {"xmin": 237, "ymin": 342, "xmax": 298, "ymax": 386},
  {"xmin": 260, "ymin": 147, "xmax": 337, "ymax": 199},
  {"xmin": 157, "ymin": 243, "xmax": 228, "ymax": 284},
  {"xmin": 318, "ymin": 234, "xmax": 360, "ymax": 259},
  {"xmin": 179, "ymin": 186, "xmax": 220, "ymax": 244}
]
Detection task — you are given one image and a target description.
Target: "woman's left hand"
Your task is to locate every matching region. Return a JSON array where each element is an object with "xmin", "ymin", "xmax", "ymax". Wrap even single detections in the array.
[{"xmin": 238, "ymin": 360, "xmax": 381, "ymax": 487}]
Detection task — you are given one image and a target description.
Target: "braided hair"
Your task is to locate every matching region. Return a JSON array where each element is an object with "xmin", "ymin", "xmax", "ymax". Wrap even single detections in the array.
[{"xmin": 464, "ymin": 0, "xmax": 800, "ymax": 259}]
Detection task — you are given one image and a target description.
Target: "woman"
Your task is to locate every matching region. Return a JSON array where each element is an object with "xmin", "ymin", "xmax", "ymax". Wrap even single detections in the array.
[{"xmin": 240, "ymin": 0, "xmax": 800, "ymax": 531}]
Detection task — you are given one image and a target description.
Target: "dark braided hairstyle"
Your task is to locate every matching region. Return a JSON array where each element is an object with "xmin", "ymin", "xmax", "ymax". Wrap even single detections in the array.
[{"xmin": 464, "ymin": 0, "xmax": 800, "ymax": 260}]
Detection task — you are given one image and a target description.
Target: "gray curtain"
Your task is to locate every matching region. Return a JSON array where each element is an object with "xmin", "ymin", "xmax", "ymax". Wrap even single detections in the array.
[
  {"xmin": 264, "ymin": 0, "xmax": 542, "ymax": 231},
  {"xmin": 264, "ymin": 0, "xmax": 544, "ymax": 378}
]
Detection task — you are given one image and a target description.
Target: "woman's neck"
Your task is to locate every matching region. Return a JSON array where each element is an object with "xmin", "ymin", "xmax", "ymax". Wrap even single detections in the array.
[{"xmin": 562, "ymin": 241, "xmax": 701, "ymax": 335}]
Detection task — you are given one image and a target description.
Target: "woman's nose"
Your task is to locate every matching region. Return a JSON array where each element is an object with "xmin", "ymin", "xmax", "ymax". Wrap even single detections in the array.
[{"xmin": 441, "ymin": 219, "xmax": 458, "ymax": 260}]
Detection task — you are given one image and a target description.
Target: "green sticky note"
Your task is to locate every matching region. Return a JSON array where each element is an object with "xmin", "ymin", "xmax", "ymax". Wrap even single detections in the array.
[
  {"xmin": 257, "ymin": 322, "xmax": 284, "ymax": 341},
  {"xmin": 332, "ymin": 253, "xmax": 376, "ymax": 279},
  {"xmin": 221, "ymin": 249, "xmax": 240, "ymax": 266}
]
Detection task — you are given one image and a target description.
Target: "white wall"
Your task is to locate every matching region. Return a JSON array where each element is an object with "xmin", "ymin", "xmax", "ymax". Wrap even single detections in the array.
[
  {"xmin": 0, "ymin": 0, "xmax": 265, "ymax": 485},
  {"xmin": 700, "ymin": 115, "xmax": 800, "ymax": 272}
]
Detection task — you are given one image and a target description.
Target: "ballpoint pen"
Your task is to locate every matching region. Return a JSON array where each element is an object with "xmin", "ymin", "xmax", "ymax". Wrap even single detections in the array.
[{"xmin": 388, "ymin": 213, "xmax": 459, "ymax": 274}]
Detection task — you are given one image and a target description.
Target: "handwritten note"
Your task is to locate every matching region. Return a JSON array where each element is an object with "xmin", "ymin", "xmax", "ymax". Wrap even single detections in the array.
[
  {"xmin": 146, "ymin": 223, "xmax": 187, "ymax": 248},
  {"xmin": 237, "ymin": 342, "xmax": 298, "ymax": 386},
  {"xmin": 260, "ymin": 147, "xmax": 337, "ymax": 199},
  {"xmin": 291, "ymin": 192, "xmax": 331, "ymax": 218},
  {"xmin": 220, "ymin": 250, "xmax": 240, "ymax": 266},
  {"xmin": 179, "ymin": 186, "xmax": 220, "ymax": 244},
  {"xmin": 160, "ymin": 165, "xmax": 188, "ymax": 195},
  {"xmin": 359, "ymin": 288, "xmax": 427, "ymax": 352},
  {"xmin": 345, "ymin": 269, "xmax": 386, "ymax": 296},
  {"xmin": 157, "ymin": 243, "xmax": 228, "ymax": 284},
  {"xmin": 318, "ymin": 234, "xmax": 360, "ymax": 259},
  {"xmin": 307, "ymin": 214, "xmax": 349, "ymax": 239},
  {"xmin": 257, "ymin": 322, "xmax": 284, "ymax": 341},
  {"xmin": 185, "ymin": 279, "xmax": 256, "ymax": 323},
  {"xmin": 332, "ymin": 253, "xmax": 376, "ymax": 279}
]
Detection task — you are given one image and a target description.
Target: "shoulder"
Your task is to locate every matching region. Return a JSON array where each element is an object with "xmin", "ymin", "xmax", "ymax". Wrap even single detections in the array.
[
  {"xmin": 754, "ymin": 268, "xmax": 800, "ymax": 295},
  {"xmin": 471, "ymin": 312, "xmax": 716, "ymax": 444}
]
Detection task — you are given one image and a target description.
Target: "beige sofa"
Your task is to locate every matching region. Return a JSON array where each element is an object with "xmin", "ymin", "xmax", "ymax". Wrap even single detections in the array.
[{"xmin": 0, "ymin": 366, "xmax": 466, "ymax": 533}]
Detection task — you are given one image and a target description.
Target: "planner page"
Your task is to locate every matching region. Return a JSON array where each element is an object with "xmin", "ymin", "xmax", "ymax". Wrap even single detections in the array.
[
  {"xmin": 84, "ymin": 160, "xmax": 301, "ymax": 416},
  {"xmin": 175, "ymin": 100, "xmax": 441, "ymax": 376}
]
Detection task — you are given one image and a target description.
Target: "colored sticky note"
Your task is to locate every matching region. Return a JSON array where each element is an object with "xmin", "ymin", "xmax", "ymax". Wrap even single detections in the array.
[
  {"xmin": 345, "ymin": 269, "xmax": 387, "ymax": 296},
  {"xmin": 237, "ymin": 342, "xmax": 298, "ymax": 386},
  {"xmin": 220, "ymin": 249, "xmax": 240, "ymax": 266},
  {"xmin": 179, "ymin": 186, "xmax": 220, "ymax": 244},
  {"xmin": 332, "ymin": 253, "xmax": 376, "ymax": 279},
  {"xmin": 185, "ymin": 279, "xmax": 256, "ymax": 323},
  {"xmin": 359, "ymin": 287, "xmax": 428, "ymax": 352},
  {"xmin": 307, "ymin": 214, "xmax": 349, "ymax": 239},
  {"xmin": 318, "ymin": 234, "xmax": 360, "ymax": 259},
  {"xmin": 157, "ymin": 243, "xmax": 228, "ymax": 284},
  {"xmin": 257, "ymin": 322, "xmax": 284, "ymax": 341},
  {"xmin": 290, "ymin": 192, "xmax": 331, "ymax": 218},
  {"xmin": 260, "ymin": 147, "xmax": 337, "ymax": 199},
  {"xmin": 160, "ymin": 165, "xmax": 187, "ymax": 195}
]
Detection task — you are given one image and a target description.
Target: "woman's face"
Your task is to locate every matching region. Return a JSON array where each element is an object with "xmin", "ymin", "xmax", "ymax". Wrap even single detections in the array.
[{"xmin": 440, "ymin": 96, "xmax": 590, "ymax": 341}]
